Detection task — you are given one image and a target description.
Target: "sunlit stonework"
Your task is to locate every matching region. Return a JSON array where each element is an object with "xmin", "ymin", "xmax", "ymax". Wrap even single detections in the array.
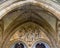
[
  {"xmin": 8, "ymin": 22, "xmax": 50, "ymax": 48},
  {"xmin": 0, "ymin": 0, "xmax": 60, "ymax": 48}
]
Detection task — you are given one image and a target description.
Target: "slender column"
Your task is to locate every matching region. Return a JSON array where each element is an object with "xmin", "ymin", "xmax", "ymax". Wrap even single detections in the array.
[
  {"xmin": 0, "ymin": 19, "xmax": 4, "ymax": 48},
  {"xmin": 57, "ymin": 20, "xmax": 60, "ymax": 48}
]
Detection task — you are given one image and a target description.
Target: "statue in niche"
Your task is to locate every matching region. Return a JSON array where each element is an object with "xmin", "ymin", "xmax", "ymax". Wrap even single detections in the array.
[{"xmin": 26, "ymin": 28, "xmax": 35, "ymax": 41}]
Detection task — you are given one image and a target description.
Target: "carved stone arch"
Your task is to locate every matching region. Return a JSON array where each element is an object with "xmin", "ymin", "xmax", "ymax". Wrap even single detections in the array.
[
  {"xmin": 10, "ymin": 41, "xmax": 27, "ymax": 48},
  {"xmin": 0, "ymin": 1, "xmax": 59, "ymax": 19},
  {"xmin": 32, "ymin": 39, "xmax": 52, "ymax": 48},
  {"xmin": 1, "ymin": 2, "xmax": 58, "ymax": 48},
  {"xmin": 7, "ymin": 38, "xmax": 52, "ymax": 48},
  {"xmin": 2, "ymin": 13, "xmax": 56, "ymax": 48},
  {"xmin": 2, "ymin": 22, "xmax": 55, "ymax": 48},
  {"xmin": 6, "ymin": 38, "xmax": 29, "ymax": 48}
]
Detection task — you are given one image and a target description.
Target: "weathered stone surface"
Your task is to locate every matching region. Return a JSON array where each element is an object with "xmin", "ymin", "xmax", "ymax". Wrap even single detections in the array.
[{"xmin": 0, "ymin": 0, "xmax": 59, "ymax": 48}]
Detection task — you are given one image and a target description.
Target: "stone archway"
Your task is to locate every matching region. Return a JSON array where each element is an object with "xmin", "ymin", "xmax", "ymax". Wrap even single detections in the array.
[
  {"xmin": 0, "ymin": 0, "xmax": 59, "ymax": 19},
  {"xmin": 1, "ymin": 2, "xmax": 58, "ymax": 48},
  {"xmin": 5, "ymin": 22, "xmax": 53, "ymax": 48}
]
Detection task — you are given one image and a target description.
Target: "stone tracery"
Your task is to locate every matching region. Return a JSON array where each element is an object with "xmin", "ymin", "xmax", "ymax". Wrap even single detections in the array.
[{"xmin": 8, "ymin": 22, "xmax": 51, "ymax": 48}]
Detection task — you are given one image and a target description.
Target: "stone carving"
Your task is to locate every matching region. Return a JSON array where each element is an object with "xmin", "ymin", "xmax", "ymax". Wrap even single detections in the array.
[
  {"xmin": 10, "ymin": 22, "xmax": 49, "ymax": 47},
  {"xmin": 18, "ymin": 23, "xmax": 41, "ymax": 42},
  {"xmin": 15, "ymin": 22, "xmax": 41, "ymax": 46}
]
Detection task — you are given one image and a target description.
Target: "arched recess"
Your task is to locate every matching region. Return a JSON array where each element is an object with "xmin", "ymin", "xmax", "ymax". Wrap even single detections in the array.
[
  {"xmin": 32, "ymin": 40, "xmax": 51, "ymax": 48},
  {"xmin": 1, "ymin": 3, "xmax": 57, "ymax": 48},
  {"xmin": 10, "ymin": 41, "xmax": 27, "ymax": 48}
]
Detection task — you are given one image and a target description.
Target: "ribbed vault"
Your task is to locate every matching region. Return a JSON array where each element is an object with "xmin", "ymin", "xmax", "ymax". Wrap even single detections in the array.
[
  {"xmin": 0, "ymin": 0, "xmax": 59, "ymax": 19},
  {"xmin": 1, "ymin": 3, "xmax": 58, "ymax": 48}
]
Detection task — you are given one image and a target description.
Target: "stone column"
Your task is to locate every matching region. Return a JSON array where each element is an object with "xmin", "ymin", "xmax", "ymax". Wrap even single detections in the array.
[
  {"xmin": 0, "ymin": 19, "xmax": 4, "ymax": 48},
  {"xmin": 57, "ymin": 20, "xmax": 60, "ymax": 48}
]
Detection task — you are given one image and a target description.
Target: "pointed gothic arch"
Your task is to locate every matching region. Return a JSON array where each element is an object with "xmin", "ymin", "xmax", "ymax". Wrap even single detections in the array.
[{"xmin": 1, "ymin": 2, "xmax": 57, "ymax": 48}]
